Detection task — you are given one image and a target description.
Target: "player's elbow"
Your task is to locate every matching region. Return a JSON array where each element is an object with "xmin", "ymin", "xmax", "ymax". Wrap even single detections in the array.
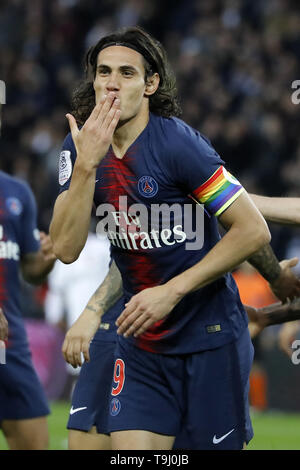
[
  {"xmin": 52, "ymin": 242, "xmax": 80, "ymax": 264},
  {"xmin": 247, "ymin": 222, "xmax": 271, "ymax": 254},
  {"xmin": 50, "ymin": 228, "xmax": 82, "ymax": 264}
]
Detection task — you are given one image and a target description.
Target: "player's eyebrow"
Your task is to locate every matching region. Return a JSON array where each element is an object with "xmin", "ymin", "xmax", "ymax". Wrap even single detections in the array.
[{"xmin": 96, "ymin": 64, "xmax": 138, "ymax": 73}]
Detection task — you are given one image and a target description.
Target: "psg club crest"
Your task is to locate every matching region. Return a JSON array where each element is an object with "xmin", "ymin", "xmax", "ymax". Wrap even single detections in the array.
[
  {"xmin": 138, "ymin": 175, "xmax": 158, "ymax": 198},
  {"xmin": 6, "ymin": 197, "xmax": 23, "ymax": 216},
  {"xmin": 110, "ymin": 398, "xmax": 121, "ymax": 416}
]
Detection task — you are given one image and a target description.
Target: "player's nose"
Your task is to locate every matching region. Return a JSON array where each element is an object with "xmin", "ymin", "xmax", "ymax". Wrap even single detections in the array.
[{"xmin": 106, "ymin": 72, "xmax": 120, "ymax": 92}]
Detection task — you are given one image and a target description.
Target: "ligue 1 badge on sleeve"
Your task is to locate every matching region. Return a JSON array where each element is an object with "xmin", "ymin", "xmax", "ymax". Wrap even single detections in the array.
[
  {"xmin": 0, "ymin": 341, "xmax": 6, "ymax": 365},
  {"xmin": 59, "ymin": 150, "xmax": 72, "ymax": 186}
]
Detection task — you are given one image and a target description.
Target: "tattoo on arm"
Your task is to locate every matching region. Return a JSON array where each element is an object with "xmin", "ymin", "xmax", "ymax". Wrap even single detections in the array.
[
  {"xmin": 86, "ymin": 305, "xmax": 98, "ymax": 313},
  {"xmin": 247, "ymin": 244, "xmax": 281, "ymax": 283},
  {"xmin": 86, "ymin": 261, "xmax": 123, "ymax": 316},
  {"xmin": 258, "ymin": 302, "xmax": 300, "ymax": 327}
]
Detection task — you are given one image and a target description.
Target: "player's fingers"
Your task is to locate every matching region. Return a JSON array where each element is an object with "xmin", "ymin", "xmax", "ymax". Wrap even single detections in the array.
[
  {"xmin": 279, "ymin": 335, "xmax": 293, "ymax": 358},
  {"xmin": 63, "ymin": 338, "xmax": 77, "ymax": 367},
  {"xmin": 62, "ymin": 337, "xmax": 70, "ymax": 362},
  {"xmin": 133, "ymin": 318, "xmax": 154, "ymax": 337},
  {"xmin": 122, "ymin": 313, "xmax": 149, "ymax": 338},
  {"xmin": 66, "ymin": 113, "xmax": 79, "ymax": 141},
  {"xmin": 106, "ymin": 108, "xmax": 121, "ymax": 139},
  {"xmin": 71, "ymin": 340, "xmax": 82, "ymax": 367},
  {"xmin": 101, "ymin": 97, "xmax": 120, "ymax": 128},
  {"xmin": 115, "ymin": 301, "xmax": 137, "ymax": 328},
  {"xmin": 82, "ymin": 340, "xmax": 90, "ymax": 363},
  {"xmin": 0, "ymin": 309, "xmax": 8, "ymax": 340},
  {"xmin": 118, "ymin": 309, "xmax": 149, "ymax": 337},
  {"xmin": 96, "ymin": 92, "xmax": 117, "ymax": 125},
  {"xmin": 0, "ymin": 324, "xmax": 8, "ymax": 341},
  {"xmin": 87, "ymin": 94, "xmax": 107, "ymax": 122},
  {"xmin": 286, "ymin": 257, "xmax": 299, "ymax": 268},
  {"xmin": 280, "ymin": 257, "xmax": 299, "ymax": 269},
  {"xmin": 116, "ymin": 308, "xmax": 142, "ymax": 336},
  {"xmin": 41, "ymin": 238, "xmax": 52, "ymax": 252}
]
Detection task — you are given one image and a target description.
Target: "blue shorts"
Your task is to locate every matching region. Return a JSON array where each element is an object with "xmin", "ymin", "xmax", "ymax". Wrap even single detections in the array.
[
  {"xmin": 108, "ymin": 327, "xmax": 254, "ymax": 450},
  {"xmin": 67, "ymin": 338, "xmax": 116, "ymax": 434},
  {"xmin": 0, "ymin": 346, "xmax": 50, "ymax": 423}
]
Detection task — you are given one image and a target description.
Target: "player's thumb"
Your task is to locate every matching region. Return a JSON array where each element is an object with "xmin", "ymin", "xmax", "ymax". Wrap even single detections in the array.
[
  {"xmin": 287, "ymin": 257, "xmax": 299, "ymax": 268},
  {"xmin": 66, "ymin": 113, "xmax": 79, "ymax": 140}
]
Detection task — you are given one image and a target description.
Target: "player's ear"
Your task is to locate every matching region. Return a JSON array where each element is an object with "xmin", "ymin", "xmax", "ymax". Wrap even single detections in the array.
[{"xmin": 145, "ymin": 73, "xmax": 160, "ymax": 97}]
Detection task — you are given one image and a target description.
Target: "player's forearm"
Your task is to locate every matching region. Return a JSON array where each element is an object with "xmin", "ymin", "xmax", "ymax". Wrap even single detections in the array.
[
  {"xmin": 21, "ymin": 253, "xmax": 56, "ymax": 285},
  {"xmin": 84, "ymin": 261, "xmax": 123, "ymax": 320},
  {"xmin": 50, "ymin": 160, "xmax": 96, "ymax": 263},
  {"xmin": 251, "ymin": 194, "xmax": 300, "ymax": 225},
  {"xmin": 247, "ymin": 244, "xmax": 281, "ymax": 284},
  {"xmin": 257, "ymin": 302, "xmax": 290, "ymax": 327},
  {"xmin": 167, "ymin": 222, "xmax": 270, "ymax": 297}
]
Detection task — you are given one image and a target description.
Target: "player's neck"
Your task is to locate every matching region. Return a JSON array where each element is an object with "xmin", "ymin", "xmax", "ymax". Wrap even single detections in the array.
[{"xmin": 112, "ymin": 107, "xmax": 149, "ymax": 159}]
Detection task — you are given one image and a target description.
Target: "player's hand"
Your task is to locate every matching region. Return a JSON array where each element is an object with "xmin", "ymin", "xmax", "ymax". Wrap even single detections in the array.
[
  {"xmin": 278, "ymin": 320, "xmax": 300, "ymax": 358},
  {"xmin": 269, "ymin": 257, "xmax": 300, "ymax": 302},
  {"xmin": 62, "ymin": 309, "xmax": 101, "ymax": 368},
  {"xmin": 40, "ymin": 231, "xmax": 56, "ymax": 262},
  {"xmin": 66, "ymin": 92, "xmax": 121, "ymax": 169},
  {"xmin": 244, "ymin": 305, "xmax": 264, "ymax": 339},
  {"xmin": 0, "ymin": 308, "xmax": 8, "ymax": 341},
  {"xmin": 116, "ymin": 285, "xmax": 180, "ymax": 338}
]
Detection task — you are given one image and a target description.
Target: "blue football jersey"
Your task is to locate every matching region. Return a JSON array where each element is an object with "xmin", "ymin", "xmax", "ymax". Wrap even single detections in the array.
[
  {"xmin": 0, "ymin": 171, "xmax": 40, "ymax": 348},
  {"xmin": 58, "ymin": 113, "xmax": 248, "ymax": 354}
]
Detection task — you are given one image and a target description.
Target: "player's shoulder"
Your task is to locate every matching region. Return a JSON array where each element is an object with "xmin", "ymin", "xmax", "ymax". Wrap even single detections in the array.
[
  {"xmin": 151, "ymin": 114, "xmax": 214, "ymax": 154},
  {"xmin": 0, "ymin": 170, "xmax": 33, "ymax": 200},
  {"xmin": 61, "ymin": 132, "xmax": 76, "ymax": 154}
]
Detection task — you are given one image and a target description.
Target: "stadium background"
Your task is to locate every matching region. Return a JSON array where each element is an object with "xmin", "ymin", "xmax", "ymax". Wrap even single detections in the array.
[{"xmin": 1, "ymin": 0, "xmax": 300, "ymax": 449}]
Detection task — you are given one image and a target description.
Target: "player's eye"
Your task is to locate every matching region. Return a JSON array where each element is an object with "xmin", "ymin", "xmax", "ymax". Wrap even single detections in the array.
[
  {"xmin": 122, "ymin": 69, "xmax": 134, "ymax": 77},
  {"xmin": 97, "ymin": 68, "xmax": 110, "ymax": 76}
]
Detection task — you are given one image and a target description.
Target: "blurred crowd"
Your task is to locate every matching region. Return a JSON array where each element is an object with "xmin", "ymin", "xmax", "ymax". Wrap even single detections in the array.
[{"xmin": 1, "ymin": 0, "xmax": 300, "ymax": 314}]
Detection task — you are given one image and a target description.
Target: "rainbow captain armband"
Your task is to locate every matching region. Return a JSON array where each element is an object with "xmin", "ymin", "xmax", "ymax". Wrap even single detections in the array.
[{"xmin": 192, "ymin": 166, "xmax": 244, "ymax": 217}]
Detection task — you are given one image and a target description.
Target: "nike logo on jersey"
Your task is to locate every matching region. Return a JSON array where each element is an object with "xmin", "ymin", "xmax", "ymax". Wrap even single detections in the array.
[
  {"xmin": 213, "ymin": 428, "xmax": 235, "ymax": 444},
  {"xmin": 95, "ymin": 179, "xmax": 99, "ymax": 183},
  {"xmin": 69, "ymin": 406, "xmax": 87, "ymax": 415}
]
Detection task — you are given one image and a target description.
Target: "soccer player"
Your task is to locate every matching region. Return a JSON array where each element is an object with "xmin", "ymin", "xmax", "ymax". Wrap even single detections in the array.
[
  {"xmin": 49, "ymin": 26, "xmax": 296, "ymax": 450},
  {"xmin": 63, "ymin": 261, "xmax": 123, "ymax": 450},
  {"xmin": 250, "ymin": 194, "xmax": 300, "ymax": 355},
  {"xmin": 0, "ymin": 82, "xmax": 56, "ymax": 450},
  {"xmin": 62, "ymin": 260, "xmax": 300, "ymax": 450}
]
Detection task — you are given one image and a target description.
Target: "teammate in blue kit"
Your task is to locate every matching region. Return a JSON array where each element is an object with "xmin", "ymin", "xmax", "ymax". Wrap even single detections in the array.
[
  {"xmin": 50, "ymin": 27, "xmax": 300, "ymax": 450},
  {"xmin": 0, "ymin": 84, "xmax": 56, "ymax": 450}
]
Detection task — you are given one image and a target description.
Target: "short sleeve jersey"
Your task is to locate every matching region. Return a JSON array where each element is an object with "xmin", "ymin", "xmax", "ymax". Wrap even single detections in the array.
[
  {"xmin": 58, "ymin": 114, "xmax": 248, "ymax": 354},
  {"xmin": 0, "ymin": 171, "xmax": 40, "ymax": 348}
]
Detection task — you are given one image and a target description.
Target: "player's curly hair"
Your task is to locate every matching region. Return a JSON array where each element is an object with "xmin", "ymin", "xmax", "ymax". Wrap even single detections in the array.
[{"xmin": 71, "ymin": 26, "xmax": 182, "ymax": 125}]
